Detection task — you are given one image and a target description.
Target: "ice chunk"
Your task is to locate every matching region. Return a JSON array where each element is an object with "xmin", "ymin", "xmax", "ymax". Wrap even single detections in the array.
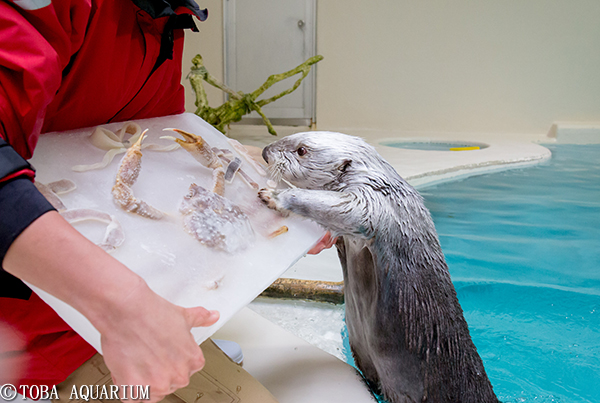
[{"xmin": 180, "ymin": 184, "xmax": 255, "ymax": 253}]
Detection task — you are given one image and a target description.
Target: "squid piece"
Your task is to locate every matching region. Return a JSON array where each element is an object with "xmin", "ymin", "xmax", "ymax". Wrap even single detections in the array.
[
  {"xmin": 60, "ymin": 209, "xmax": 125, "ymax": 252},
  {"xmin": 45, "ymin": 179, "xmax": 77, "ymax": 194},
  {"xmin": 72, "ymin": 123, "xmax": 178, "ymax": 172},
  {"xmin": 161, "ymin": 128, "xmax": 226, "ymax": 196},
  {"xmin": 35, "ymin": 179, "xmax": 77, "ymax": 211},
  {"xmin": 111, "ymin": 130, "xmax": 164, "ymax": 219},
  {"xmin": 227, "ymin": 138, "xmax": 267, "ymax": 177}
]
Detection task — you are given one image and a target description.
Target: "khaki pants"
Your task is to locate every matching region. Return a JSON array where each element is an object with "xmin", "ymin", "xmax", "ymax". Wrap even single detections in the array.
[{"xmin": 53, "ymin": 339, "xmax": 278, "ymax": 403}]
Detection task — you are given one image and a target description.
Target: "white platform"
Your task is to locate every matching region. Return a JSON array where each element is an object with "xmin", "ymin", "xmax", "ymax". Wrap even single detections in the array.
[{"xmin": 214, "ymin": 307, "xmax": 375, "ymax": 403}]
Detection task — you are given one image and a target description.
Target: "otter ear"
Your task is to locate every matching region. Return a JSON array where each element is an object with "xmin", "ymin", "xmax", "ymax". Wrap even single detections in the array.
[{"xmin": 338, "ymin": 159, "xmax": 352, "ymax": 173}]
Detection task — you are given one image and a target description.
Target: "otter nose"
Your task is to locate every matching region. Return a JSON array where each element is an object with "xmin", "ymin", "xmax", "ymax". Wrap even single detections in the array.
[{"xmin": 262, "ymin": 146, "xmax": 270, "ymax": 164}]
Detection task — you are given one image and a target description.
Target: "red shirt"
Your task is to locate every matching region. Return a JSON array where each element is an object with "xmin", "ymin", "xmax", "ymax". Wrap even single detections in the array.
[{"xmin": 0, "ymin": 0, "xmax": 204, "ymax": 159}]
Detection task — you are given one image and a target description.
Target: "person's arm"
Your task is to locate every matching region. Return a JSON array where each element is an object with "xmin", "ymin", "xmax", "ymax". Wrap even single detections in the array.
[{"xmin": 3, "ymin": 210, "xmax": 218, "ymax": 401}]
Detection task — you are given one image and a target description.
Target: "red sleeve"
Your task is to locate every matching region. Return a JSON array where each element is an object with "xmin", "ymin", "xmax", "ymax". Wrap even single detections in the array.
[{"xmin": 0, "ymin": 0, "xmax": 77, "ymax": 159}]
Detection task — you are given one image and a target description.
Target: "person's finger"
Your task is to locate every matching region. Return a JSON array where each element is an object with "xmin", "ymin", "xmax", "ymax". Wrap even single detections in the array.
[
  {"xmin": 324, "ymin": 234, "xmax": 337, "ymax": 248},
  {"xmin": 241, "ymin": 145, "xmax": 266, "ymax": 163},
  {"xmin": 187, "ymin": 348, "xmax": 207, "ymax": 376},
  {"xmin": 185, "ymin": 306, "xmax": 220, "ymax": 329},
  {"xmin": 168, "ymin": 371, "xmax": 192, "ymax": 392},
  {"xmin": 307, "ymin": 232, "xmax": 337, "ymax": 254}
]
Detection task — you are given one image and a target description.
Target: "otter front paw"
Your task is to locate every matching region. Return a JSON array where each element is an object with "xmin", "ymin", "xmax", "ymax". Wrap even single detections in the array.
[{"xmin": 258, "ymin": 188, "xmax": 289, "ymax": 216}]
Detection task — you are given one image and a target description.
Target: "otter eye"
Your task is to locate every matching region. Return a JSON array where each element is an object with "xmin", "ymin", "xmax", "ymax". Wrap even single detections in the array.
[{"xmin": 296, "ymin": 146, "xmax": 307, "ymax": 156}]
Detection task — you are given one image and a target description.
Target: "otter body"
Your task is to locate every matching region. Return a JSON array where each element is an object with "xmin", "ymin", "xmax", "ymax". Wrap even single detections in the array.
[{"xmin": 259, "ymin": 132, "xmax": 497, "ymax": 403}]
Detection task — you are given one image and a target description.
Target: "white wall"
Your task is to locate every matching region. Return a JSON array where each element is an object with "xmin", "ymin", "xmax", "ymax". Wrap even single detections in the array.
[
  {"xmin": 184, "ymin": 1, "xmax": 600, "ymax": 137},
  {"xmin": 182, "ymin": 0, "xmax": 224, "ymax": 114}
]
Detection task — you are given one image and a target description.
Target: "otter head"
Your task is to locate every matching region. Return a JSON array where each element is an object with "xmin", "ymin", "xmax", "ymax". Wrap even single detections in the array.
[{"xmin": 262, "ymin": 131, "xmax": 379, "ymax": 190}]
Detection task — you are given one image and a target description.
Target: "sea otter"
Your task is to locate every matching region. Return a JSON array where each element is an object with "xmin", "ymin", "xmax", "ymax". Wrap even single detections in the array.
[{"xmin": 258, "ymin": 131, "xmax": 498, "ymax": 403}]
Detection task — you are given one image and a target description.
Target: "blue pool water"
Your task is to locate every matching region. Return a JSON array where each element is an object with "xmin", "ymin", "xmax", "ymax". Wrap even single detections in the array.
[{"xmin": 343, "ymin": 144, "xmax": 600, "ymax": 402}]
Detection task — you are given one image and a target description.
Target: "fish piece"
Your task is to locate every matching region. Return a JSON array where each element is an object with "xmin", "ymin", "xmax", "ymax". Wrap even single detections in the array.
[
  {"xmin": 162, "ymin": 128, "xmax": 226, "ymax": 196},
  {"xmin": 60, "ymin": 208, "xmax": 125, "ymax": 252},
  {"xmin": 216, "ymin": 152, "xmax": 259, "ymax": 190},
  {"xmin": 180, "ymin": 183, "xmax": 255, "ymax": 253},
  {"xmin": 111, "ymin": 130, "xmax": 164, "ymax": 219},
  {"xmin": 268, "ymin": 225, "xmax": 289, "ymax": 239},
  {"xmin": 227, "ymin": 138, "xmax": 267, "ymax": 177},
  {"xmin": 224, "ymin": 157, "xmax": 242, "ymax": 183}
]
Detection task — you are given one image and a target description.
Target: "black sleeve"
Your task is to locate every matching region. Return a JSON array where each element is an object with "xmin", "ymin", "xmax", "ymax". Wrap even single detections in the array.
[
  {"xmin": 0, "ymin": 137, "xmax": 33, "ymax": 179},
  {"xmin": 0, "ymin": 177, "xmax": 56, "ymax": 299}
]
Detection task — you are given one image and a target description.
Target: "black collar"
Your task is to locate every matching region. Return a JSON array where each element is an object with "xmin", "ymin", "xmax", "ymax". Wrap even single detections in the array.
[
  {"xmin": 130, "ymin": 0, "xmax": 207, "ymax": 21},
  {"xmin": 130, "ymin": 0, "xmax": 208, "ymax": 73}
]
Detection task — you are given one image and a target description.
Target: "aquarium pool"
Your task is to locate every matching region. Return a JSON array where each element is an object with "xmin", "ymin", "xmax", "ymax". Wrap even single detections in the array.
[{"xmin": 343, "ymin": 144, "xmax": 600, "ymax": 402}]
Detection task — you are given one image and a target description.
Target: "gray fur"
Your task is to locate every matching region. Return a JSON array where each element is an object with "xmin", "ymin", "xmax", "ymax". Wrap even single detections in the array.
[{"xmin": 259, "ymin": 131, "xmax": 498, "ymax": 403}]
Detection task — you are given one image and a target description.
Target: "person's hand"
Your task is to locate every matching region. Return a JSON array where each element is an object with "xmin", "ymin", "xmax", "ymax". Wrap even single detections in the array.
[
  {"xmin": 307, "ymin": 231, "xmax": 337, "ymax": 255},
  {"xmin": 240, "ymin": 144, "xmax": 265, "ymax": 164},
  {"xmin": 99, "ymin": 281, "xmax": 219, "ymax": 402},
  {"xmin": 3, "ymin": 211, "xmax": 219, "ymax": 402}
]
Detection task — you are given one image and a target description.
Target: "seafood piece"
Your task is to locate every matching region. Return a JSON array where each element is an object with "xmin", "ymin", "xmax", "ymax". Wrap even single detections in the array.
[
  {"xmin": 60, "ymin": 209, "xmax": 125, "ymax": 252},
  {"xmin": 112, "ymin": 130, "xmax": 164, "ymax": 219},
  {"xmin": 73, "ymin": 123, "xmax": 178, "ymax": 172},
  {"xmin": 224, "ymin": 157, "xmax": 242, "ymax": 183},
  {"xmin": 45, "ymin": 179, "xmax": 77, "ymax": 194},
  {"xmin": 268, "ymin": 225, "xmax": 288, "ymax": 239},
  {"xmin": 35, "ymin": 179, "xmax": 77, "ymax": 211},
  {"xmin": 92, "ymin": 123, "xmax": 142, "ymax": 150},
  {"xmin": 203, "ymin": 275, "xmax": 225, "ymax": 290},
  {"xmin": 211, "ymin": 147, "xmax": 259, "ymax": 190},
  {"xmin": 216, "ymin": 152, "xmax": 259, "ymax": 190},
  {"xmin": 212, "ymin": 148, "xmax": 234, "ymax": 157},
  {"xmin": 227, "ymin": 138, "xmax": 267, "ymax": 177},
  {"xmin": 161, "ymin": 128, "xmax": 226, "ymax": 196},
  {"xmin": 180, "ymin": 183, "xmax": 255, "ymax": 253},
  {"xmin": 34, "ymin": 179, "xmax": 124, "ymax": 251}
]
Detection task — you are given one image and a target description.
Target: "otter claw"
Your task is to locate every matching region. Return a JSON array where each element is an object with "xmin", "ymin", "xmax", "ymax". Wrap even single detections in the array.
[
  {"xmin": 258, "ymin": 188, "xmax": 289, "ymax": 216},
  {"xmin": 258, "ymin": 188, "xmax": 276, "ymax": 207}
]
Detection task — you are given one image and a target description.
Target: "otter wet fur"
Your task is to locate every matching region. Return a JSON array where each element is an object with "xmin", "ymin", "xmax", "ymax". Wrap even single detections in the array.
[{"xmin": 258, "ymin": 132, "xmax": 498, "ymax": 403}]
